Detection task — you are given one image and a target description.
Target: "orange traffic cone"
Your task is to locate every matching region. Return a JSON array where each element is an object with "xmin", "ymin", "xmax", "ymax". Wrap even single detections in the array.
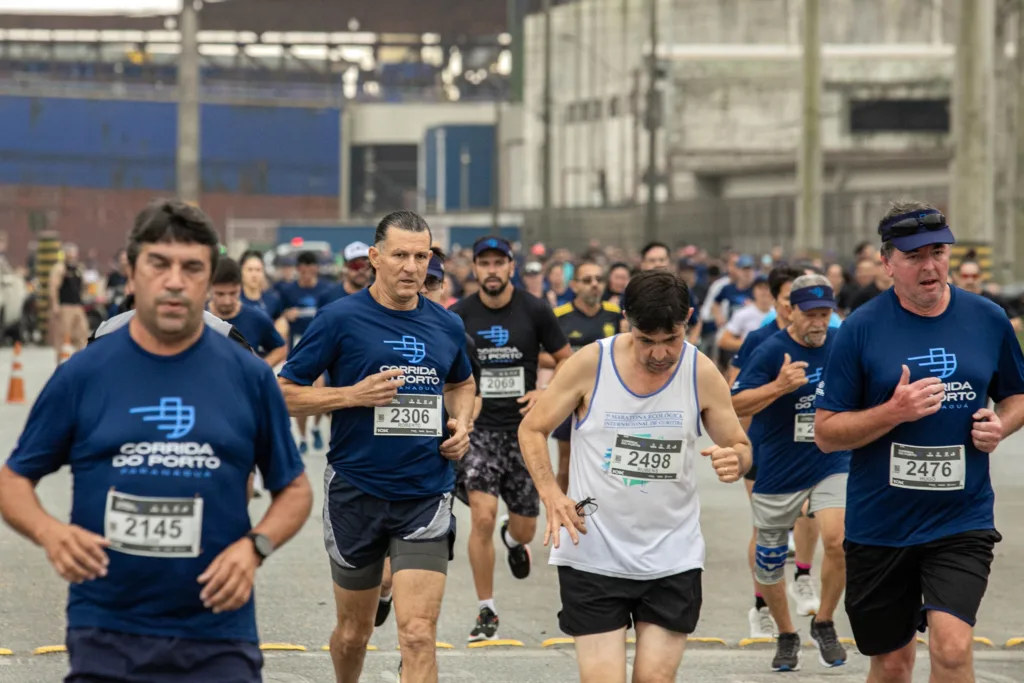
[
  {"xmin": 6, "ymin": 342, "xmax": 25, "ymax": 404},
  {"xmin": 59, "ymin": 334, "xmax": 73, "ymax": 365}
]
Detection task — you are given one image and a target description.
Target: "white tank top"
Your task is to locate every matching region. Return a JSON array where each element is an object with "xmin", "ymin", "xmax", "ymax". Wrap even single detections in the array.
[{"xmin": 549, "ymin": 336, "xmax": 705, "ymax": 580}]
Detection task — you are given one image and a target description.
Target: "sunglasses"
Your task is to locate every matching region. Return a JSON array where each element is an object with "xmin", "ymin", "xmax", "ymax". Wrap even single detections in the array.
[
  {"xmin": 578, "ymin": 276, "xmax": 604, "ymax": 285},
  {"xmin": 575, "ymin": 497, "xmax": 598, "ymax": 517},
  {"xmin": 879, "ymin": 212, "xmax": 946, "ymax": 239},
  {"xmin": 423, "ymin": 276, "xmax": 444, "ymax": 291},
  {"xmin": 347, "ymin": 258, "xmax": 370, "ymax": 271}
]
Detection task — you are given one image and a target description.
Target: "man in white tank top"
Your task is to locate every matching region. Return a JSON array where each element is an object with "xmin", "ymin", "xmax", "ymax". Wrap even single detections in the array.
[{"xmin": 518, "ymin": 270, "xmax": 753, "ymax": 683}]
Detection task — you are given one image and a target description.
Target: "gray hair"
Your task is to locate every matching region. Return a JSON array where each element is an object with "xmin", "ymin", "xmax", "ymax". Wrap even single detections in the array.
[{"xmin": 791, "ymin": 273, "xmax": 831, "ymax": 291}]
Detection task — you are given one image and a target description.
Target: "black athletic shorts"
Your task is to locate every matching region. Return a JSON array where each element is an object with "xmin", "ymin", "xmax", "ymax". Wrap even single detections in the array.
[
  {"xmin": 744, "ymin": 462, "xmax": 757, "ymax": 481},
  {"xmin": 844, "ymin": 529, "xmax": 1001, "ymax": 657},
  {"xmin": 557, "ymin": 566, "xmax": 702, "ymax": 637}
]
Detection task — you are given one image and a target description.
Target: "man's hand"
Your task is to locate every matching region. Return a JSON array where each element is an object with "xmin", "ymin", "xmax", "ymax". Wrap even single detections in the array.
[
  {"xmin": 888, "ymin": 365, "xmax": 944, "ymax": 423},
  {"xmin": 283, "ymin": 308, "xmax": 300, "ymax": 322},
  {"xmin": 701, "ymin": 445, "xmax": 742, "ymax": 483},
  {"xmin": 517, "ymin": 389, "xmax": 543, "ymax": 415},
  {"xmin": 440, "ymin": 418, "xmax": 470, "ymax": 461},
  {"xmin": 540, "ymin": 491, "xmax": 587, "ymax": 549},
  {"xmin": 198, "ymin": 538, "xmax": 261, "ymax": 614},
  {"xmin": 39, "ymin": 523, "xmax": 110, "ymax": 584},
  {"xmin": 773, "ymin": 353, "xmax": 809, "ymax": 394},
  {"xmin": 352, "ymin": 369, "xmax": 406, "ymax": 407},
  {"xmin": 972, "ymin": 408, "xmax": 1003, "ymax": 453}
]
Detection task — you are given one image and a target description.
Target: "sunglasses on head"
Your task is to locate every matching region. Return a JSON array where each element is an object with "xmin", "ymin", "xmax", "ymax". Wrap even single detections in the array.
[{"xmin": 879, "ymin": 211, "xmax": 946, "ymax": 239}]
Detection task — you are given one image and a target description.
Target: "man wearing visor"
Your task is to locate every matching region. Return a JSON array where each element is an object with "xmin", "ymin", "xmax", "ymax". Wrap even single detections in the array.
[
  {"xmin": 815, "ymin": 201, "xmax": 1024, "ymax": 683},
  {"xmin": 731, "ymin": 274, "xmax": 850, "ymax": 673}
]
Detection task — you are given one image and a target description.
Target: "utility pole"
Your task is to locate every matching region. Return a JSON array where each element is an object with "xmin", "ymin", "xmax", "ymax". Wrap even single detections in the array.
[
  {"xmin": 176, "ymin": 0, "xmax": 201, "ymax": 205},
  {"xmin": 993, "ymin": 0, "xmax": 1014, "ymax": 283},
  {"xmin": 541, "ymin": 0, "xmax": 552, "ymax": 242},
  {"xmin": 643, "ymin": 0, "xmax": 659, "ymax": 243},
  {"xmin": 1014, "ymin": 0, "xmax": 1024, "ymax": 280},
  {"xmin": 950, "ymin": 0, "xmax": 996, "ymax": 248},
  {"xmin": 795, "ymin": 0, "xmax": 822, "ymax": 255}
]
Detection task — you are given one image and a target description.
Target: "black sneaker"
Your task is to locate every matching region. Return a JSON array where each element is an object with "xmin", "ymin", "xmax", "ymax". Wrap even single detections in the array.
[
  {"xmin": 500, "ymin": 516, "xmax": 531, "ymax": 579},
  {"xmin": 375, "ymin": 596, "xmax": 392, "ymax": 627},
  {"xmin": 396, "ymin": 659, "xmax": 402, "ymax": 683},
  {"xmin": 810, "ymin": 617, "xmax": 847, "ymax": 667},
  {"xmin": 772, "ymin": 632, "xmax": 801, "ymax": 672},
  {"xmin": 468, "ymin": 606, "xmax": 499, "ymax": 642}
]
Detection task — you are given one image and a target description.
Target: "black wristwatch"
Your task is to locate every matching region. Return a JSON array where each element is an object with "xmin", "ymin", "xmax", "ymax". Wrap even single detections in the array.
[{"xmin": 246, "ymin": 532, "xmax": 274, "ymax": 564}]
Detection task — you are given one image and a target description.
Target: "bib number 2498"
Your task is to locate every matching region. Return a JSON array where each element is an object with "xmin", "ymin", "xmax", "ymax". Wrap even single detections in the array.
[{"xmin": 609, "ymin": 434, "xmax": 684, "ymax": 482}]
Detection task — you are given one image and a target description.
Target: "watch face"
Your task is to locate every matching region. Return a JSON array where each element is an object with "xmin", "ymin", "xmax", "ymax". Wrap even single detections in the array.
[{"xmin": 253, "ymin": 534, "xmax": 273, "ymax": 558}]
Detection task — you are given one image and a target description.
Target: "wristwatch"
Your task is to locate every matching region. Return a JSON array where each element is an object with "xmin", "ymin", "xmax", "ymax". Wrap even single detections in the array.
[{"xmin": 246, "ymin": 532, "xmax": 274, "ymax": 563}]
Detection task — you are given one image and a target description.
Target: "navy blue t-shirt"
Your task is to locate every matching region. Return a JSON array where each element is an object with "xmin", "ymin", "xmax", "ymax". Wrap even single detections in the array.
[
  {"xmin": 241, "ymin": 289, "xmax": 283, "ymax": 320},
  {"xmin": 5, "ymin": 326, "xmax": 304, "ymax": 642},
  {"xmin": 318, "ymin": 284, "xmax": 349, "ymax": 308},
  {"xmin": 223, "ymin": 305, "xmax": 285, "ymax": 359},
  {"xmin": 730, "ymin": 320, "xmax": 782, "ymax": 370},
  {"xmin": 715, "ymin": 283, "xmax": 753, "ymax": 320},
  {"xmin": 277, "ymin": 281, "xmax": 332, "ymax": 346},
  {"xmin": 816, "ymin": 286, "xmax": 1024, "ymax": 546},
  {"xmin": 279, "ymin": 288, "xmax": 473, "ymax": 500},
  {"xmin": 733, "ymin": 329, "xmax": 850, "ymax": 494}
]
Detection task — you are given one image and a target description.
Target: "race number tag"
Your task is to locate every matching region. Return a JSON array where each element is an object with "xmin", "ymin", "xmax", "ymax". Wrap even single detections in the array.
[
  {"xmin": 374, "ymin": 394, "xmax": 443, "ymax": 437},
  {"xmin": 608, "ymin": 434, "xmax": 684, "ymax": 482},
  {"xmin": 104, "ymin": 490, "xmax": 203, "ymax": 558},
  {"xmin": 480, "ymin": 367, "xmax": 526, "ymax": 398},
  {"xmin": 889, "ymin": 442, "xmax": 965, "ymax": 491},
  {"xmin": 794, "ymin": 414, "xmax": 815, "ymax": 442}
]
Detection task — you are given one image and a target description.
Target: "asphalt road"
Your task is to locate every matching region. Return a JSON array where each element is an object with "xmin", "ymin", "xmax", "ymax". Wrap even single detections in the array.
[{"xmin": 1, "ymin": 346, "xmax": 1022, "ymax": 682}]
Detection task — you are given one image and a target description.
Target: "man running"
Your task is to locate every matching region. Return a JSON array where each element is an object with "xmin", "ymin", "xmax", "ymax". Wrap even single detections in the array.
[
  {"xmin": 731, "ymin": 274, "xmax": 850, "ymax": 672},
  {"xmin": 278, "ymin": 210, "xmax": 476, "ymax": 683},
  {"xmin": 815, "ymin": 200, "xmax": 1024, "ymax": 683},
  {"xmin": 518, "ymin": 270, "xmax": 751, "ymax": 683},
  {"xmin": 551, "ymin": 260, "xmax": 622, "ymax": 493},
  {"xmin": 727, "ymin": 265, "xmax": 821, "ymax": 639},
  {"xmin": 49, "ymin": 242, "xmax": 90, "ymax": 362},
  {"xmin": 320, "ymin": 241, "xmax": 374, "ymax": 306},
  {"xmin": 0, "ymin": 199, "xmax": 313, "ymax": 683},
  {"xmin": 449, "ymin": 235, "xmax": 572, "ymax": 642},
  {"xmin": 209, "ymin": 257, "xmax": 287, "ymax": 367}
]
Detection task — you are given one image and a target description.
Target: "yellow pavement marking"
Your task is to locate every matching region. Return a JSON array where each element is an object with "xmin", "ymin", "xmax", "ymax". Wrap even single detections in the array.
[
  {"xmin": 32, "ymin": 645, "xmax": 66, "ymax": 655},
  {"xmin": 917, "ymin": 637, "xmax": 928, "ymax": 645},
  {"xmin": 972, "ymin": 637, "xmax": 993, "ymax": 647},
  {"xmin": 395, "ymin": 642, "xmax": 454, "ymax": 650},
  {"xmin": 1005, "ymin": 637, "xmax": 1024, "ymax": 648},
  {"xmin": 738, "ymin": 637, "xmax": 774, "ymax": 647},
  {"xmin": 689, "ymin": 637, "xmax": 728, "ymax": 645},
  {"xmin": 541, "ymin": 637, "xmax": 575, "ymax": 647},
  {"xmin": 260, "ymin": 643, "xmax": 307, "ymax": 652},
  {"xmin": 320, "ymin": 645, "xmax": 378, "ymax": 651},
  {"xmin": 839, "ymin": 638, "xmax": 856, "ymax": 646},
  {"xmin": 0, "ymin": 649, "xmax": 12, "ymax": 656},
  {"xmin": 467, "ymin": 639, "xmax": 524, "ymax": 648}
]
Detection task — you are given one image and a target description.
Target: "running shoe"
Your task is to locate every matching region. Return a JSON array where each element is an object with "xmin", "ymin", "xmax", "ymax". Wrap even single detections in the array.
[
  {"xmin": 788, "ymin": 575, "xmax": 820, "ymax": 616},
  {"xmin": 313, "ymin": 429, "xmax": 324, "ymax": 450},
  {"xmin": 376, "ymin": 595, "xmax": 392, "ymax": 627},
  {"xmin": 787, "ymin": 529, "xmax": 796, "ymax": 557},
  {"xmin": 499, "ymin": 515, "xmax": 531, "ymax": 579},
  {"xmin": 299, "ymin": 441, "xmax": 308, "ymax": 456},
  {"xmin": 810, "ymin": 617, "xmax": 847, "ymax": 667},
  {"xmin": 468, "ymin": 606, "xmax": 499, "ymax": 642},
  {"xmin": 396, "ymin": 659, "xmax": 402, "ymax": 682},
  {"xmin": 748, "ymin": 606, "xmax": 777, "ymax": 640},
  {"xmin": 771, "ymin": 632, "xmax": 802, "ymax": 672}
]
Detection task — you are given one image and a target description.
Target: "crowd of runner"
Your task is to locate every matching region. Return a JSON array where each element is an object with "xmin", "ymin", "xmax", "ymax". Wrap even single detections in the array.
[{"xmin": 0, "ymin": 198, "xmax": 1021, "ymax": 683}]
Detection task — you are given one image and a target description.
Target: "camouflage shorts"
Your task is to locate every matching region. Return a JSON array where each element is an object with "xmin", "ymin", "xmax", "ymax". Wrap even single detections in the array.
[{"xmin": 454, "ymin": 429, "xmax": 540, "ymax": 518}]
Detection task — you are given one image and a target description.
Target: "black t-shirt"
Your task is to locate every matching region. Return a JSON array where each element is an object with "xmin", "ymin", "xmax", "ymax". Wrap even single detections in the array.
[
  {"xmin": 465, "ymin": 332, "xmax": 482, "ymax": 395},
  {"xmin": 849, "ymin": 282, "xmax": 884, "ymax": 313},
  {"xmin": 981, "ymin": 290, "xmax": 1020, "ymax": 319},
  {"xmin": 450, "ymin": 289, "xmax": 569, "ymax": 432},
  {"xmin": 554, "ymin": 300, "xmax": 622, "ymax": 351}
]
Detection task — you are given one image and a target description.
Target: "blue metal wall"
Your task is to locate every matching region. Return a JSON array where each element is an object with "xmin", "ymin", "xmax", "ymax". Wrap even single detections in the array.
[
  {"xmin": 277, "ymin": 225, "xmax": 377, "ymax": 255},
  {"xmin": 0, "ymin": 96, "xmax": 340, "ymax": 195},
  {"xmin": 422, "ymin": 124, "xmax": 495, "ymax": 211}
]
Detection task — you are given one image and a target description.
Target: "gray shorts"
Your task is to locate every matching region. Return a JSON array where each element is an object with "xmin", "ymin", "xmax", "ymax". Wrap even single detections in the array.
[{"xmin": 752, "ymin": 473, "xmax": 847, "ymax": 585}]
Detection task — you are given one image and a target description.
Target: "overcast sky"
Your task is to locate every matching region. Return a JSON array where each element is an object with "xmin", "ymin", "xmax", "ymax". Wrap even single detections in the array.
[{"xmin": 0, "ymin": 0, "xmax": 181, "ymax": 14}]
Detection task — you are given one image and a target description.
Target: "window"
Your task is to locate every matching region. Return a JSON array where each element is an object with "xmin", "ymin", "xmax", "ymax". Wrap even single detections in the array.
[{"xmin": 849, "ymin": 98, "xmax": 950, "ymax": 133}]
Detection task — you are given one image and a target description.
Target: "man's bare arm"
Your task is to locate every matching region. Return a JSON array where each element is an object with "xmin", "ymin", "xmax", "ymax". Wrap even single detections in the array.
[
  {"xmin": 278, "ymin": 368, "xmax": 404, "ymax": 418},
  {"xmin": 249, "ymin": 474, "xmax": 313, "ymax": 550},
  {"xmin": 995, "ymin": 394, "xmax": 1024, "ymax": 438},
  {"xmin": 0, "ymin": 467, "xmax": 62, "ymax": 546},
  {"xmin": 731, "ymin": 382, "xmax": 789, "ymax": 418},
  {"xmin": 814, "ymin": 407, "xmax": 901, "ymax": 453},
  {"xmin": 444, "ymin": 376, "xmax": 477, "ymax": 427},
  {"xmin": 263, "ymin": 346, "xmax": 287, "ymax": 369},
  {"xmin": 697, "ymin": 352, "xmax": 752, "ymax": 474}
]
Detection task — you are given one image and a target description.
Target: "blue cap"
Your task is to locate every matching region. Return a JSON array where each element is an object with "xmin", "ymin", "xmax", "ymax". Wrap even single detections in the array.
[
  {"xmin": 473, "ymin": 236, "xmax": 513, "ymax": 260},
  {"xmin": 736, "ymin": 254, "xmax": 755, "ymax": 269},
  {"xmin": 790, "ymin": 284, "xmax": 836, "ymax": 312},
  {"xmin": 426, "ymin": 254, "xmax": 444, "ymax": 280},
  {"xmin": 879, "ymin": 209, "xmax": 956, "ymax": 252}
]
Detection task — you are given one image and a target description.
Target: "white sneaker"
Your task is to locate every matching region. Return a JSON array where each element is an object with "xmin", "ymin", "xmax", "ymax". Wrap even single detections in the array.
[
  {"xmin": 748, "ymin": 606, "xmax": 777, "ymax": 639},
  {"xmin": 789, "ymin": 575, "xmax": 821, "ymax": 616},
  {"xmin": 787, "ymin": 529, "xmax": 796, "ymax": 557}
]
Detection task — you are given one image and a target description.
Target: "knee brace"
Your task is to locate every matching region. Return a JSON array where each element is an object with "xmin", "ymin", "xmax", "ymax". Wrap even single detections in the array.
[{"xmin": 754, "ymin": 528, "xmax": 789, "ymax": 585}]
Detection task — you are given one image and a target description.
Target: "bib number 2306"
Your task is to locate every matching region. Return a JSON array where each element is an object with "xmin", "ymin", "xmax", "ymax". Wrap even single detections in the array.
[
  {"xmin": 374, "ymin": 394, "xmax": 443, "ymax": 437},
  {"xmin": 104, "ymin": 490, "xmax": 203, "ymax": 558},
  {"xmin": 609, "ymin": 434, "xmax": 684, "ymax": 482}
]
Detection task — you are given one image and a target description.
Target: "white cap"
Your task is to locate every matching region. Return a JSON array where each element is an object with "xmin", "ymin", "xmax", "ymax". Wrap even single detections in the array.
[{"xmin": 344, "ymin": 241, "xmax": 370, "ymax": 261}]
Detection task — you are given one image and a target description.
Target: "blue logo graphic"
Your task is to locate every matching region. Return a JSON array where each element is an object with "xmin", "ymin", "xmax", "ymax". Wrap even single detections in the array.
[
  {"xmin": 478, "ymin": 325, "xmax": 510, "ymax": 347},
  {"xmin": 908, "ymin": 348, "xmax": 957, "ymax": 380},
  {"xmin": 811, "ymin": 286, "xmax": 824, "ymax": 298},
  {"xmin": 384, "ymin": 335, "xmax": 426, "ymax": 364},
  {"xmin": 129, "ymin": 398, "xmax": 195, "ymax": 439},
  {"xmin": 806, "ymin": 367, "xmax": 822, "ymax": 384}
]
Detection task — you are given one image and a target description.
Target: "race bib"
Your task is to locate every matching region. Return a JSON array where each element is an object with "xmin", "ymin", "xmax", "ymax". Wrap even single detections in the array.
[
  {"xmin": 889, "ymin": 442, "xmax": 965, "ymax": 491},
  {"xmin": 104, "ymin": 490, "xmax": 203, "ymax": 558},
  {"xmin": 480, "ymin": 367, "xmax": 525, "ymax": 398},
  {"xmin": 608, "ymin": 434, "xmax": 684, "ymax": 482},
  {"xmin": 794, "ymin": 413, "xmax": 815, "ymax": 442},
  {"xmin": 374, "ymin": 394, "xmax": 443, "ymax": 437}
]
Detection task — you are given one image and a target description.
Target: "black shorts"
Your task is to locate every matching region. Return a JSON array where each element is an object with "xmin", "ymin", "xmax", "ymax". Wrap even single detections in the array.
[
  {"xmin": 552, "ymin": 414, "xmax": 573, "ymax": 442},
  {"xmin": 844, "ymin": 529, "xmax": 1001, "ymax": 657},
  {"xmin": 557, "ymin": 566, "xmax": 702, "ymax": 637},
  {"xmin": 744, "ymin": 462, "xmax": 757, "ymax": 481},
  {"xmin": 66, "ymin": 627, "xmax": 262, "ymax": 683},
  {"xmin": 455, "ymin": 430, "xmax": 540, "ymax": 517}
]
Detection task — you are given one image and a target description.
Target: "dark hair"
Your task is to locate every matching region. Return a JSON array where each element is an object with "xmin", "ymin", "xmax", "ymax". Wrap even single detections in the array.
[
  {"xmin": 608, "ymin": 261, "xmax": 630, "ymax": 274},
  {"xmin": 126, "ymin": 199, "xmax": 220, "ymax": 273},
  {"xmin": 296, "ymin": 250, "xmax": 319, "ymax": 267},
  {"xmin": 430, "ymin": 245, "xmax": 447, "ymax": 261},
  {"xmin": 640, "ymin": 241, "xmax": 670, "ymax": 259},
  {"xmin": 878, "ymin": 198, "xmax": 937, "ymax": 258},
  {"xmin": 622, "ymin": 271, "xmax": 691, "ymax": 334},
  {"xmin": 767, "ymin": 265, "xmax": 802, "ymax": 299},
  {"xmin": 853, "ymin": 241, "xmax": 873, "ymax": 257},
  {"xmin": 573, "ymin": 259, "xmax": 602, "ymax": 279},
  {"xmin": 958, "ymin": 258, "xmax": 981, "ymax": 272},
  {"xmin": 211, "ymin": 256, "xmax": 242, "ymax": 286},
  {"xmin": 374, "ymin": 210, "xmax": 432, "ymax": 245},
  {"xmin": 239, "ymin": 249, "xmax": 264, "ymax": 269}
]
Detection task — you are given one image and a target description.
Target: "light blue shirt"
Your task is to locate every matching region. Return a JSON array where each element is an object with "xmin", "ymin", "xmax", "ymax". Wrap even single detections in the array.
[{"xmin": 761, "ymin": 308, "xmax": 842, "ymax": 328}]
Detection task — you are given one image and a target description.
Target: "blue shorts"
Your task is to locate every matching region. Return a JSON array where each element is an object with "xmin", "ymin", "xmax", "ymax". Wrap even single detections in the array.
[
  {"xmin": 552, "ymin": 415, "xmax": 573, "ymax": 442},
  {"xmin": 322, "ymin": 468, "xmax": 456, "ymax": 591},
  {"xmin": 65, "ymin": 627, "xmax": 262, "ymax": 683}
]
